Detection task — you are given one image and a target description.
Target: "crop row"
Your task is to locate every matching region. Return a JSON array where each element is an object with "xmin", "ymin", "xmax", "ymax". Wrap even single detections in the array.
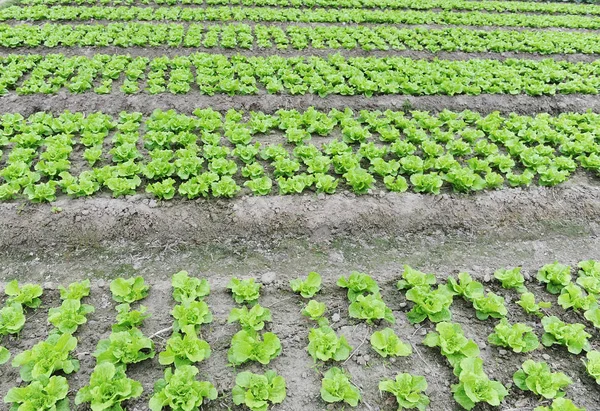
[
  {"xmin": 1, "ymin": 108, "xmax": 600, "ymax": 201},
  {"xmin": 2, "ymin": 6, "xmax": 600, "ymax": 29},
  {"xmin": 2, "ymin": 53, "xmax": 600, "ymax": 99},
  {"xmin": 14, "ymin": 0, "xmax": 600, "ymax": 17},
  {"xmin": 3, "ymin": 262, "xmax": 600, "ymax": 410},
  {"xmin": 2, "ymin": 23, "xmax": 600, "ymax": 55}
]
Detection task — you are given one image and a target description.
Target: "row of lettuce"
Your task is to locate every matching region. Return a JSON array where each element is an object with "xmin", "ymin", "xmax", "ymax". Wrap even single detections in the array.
[
  {"xmin": 14, "ymin": 0, "xmax": 600, "ymax": 17},
  {"xmin": 1, "ymin": 6, "xmax": 600, "ymax": 29},
  {"xmin": 2, "ymin": 23, "xmax": 600, "ymax": 55},
  {"xmin": 2, "ymin": 53, "xmax": 600, "ymax": 98},
  {"xmin": 1, "ymin": 108, "xmax": 600, "ymax": 201},
  {"xmin": 2, "ymin": 261, "xmax": 600, "ymax": 409}
]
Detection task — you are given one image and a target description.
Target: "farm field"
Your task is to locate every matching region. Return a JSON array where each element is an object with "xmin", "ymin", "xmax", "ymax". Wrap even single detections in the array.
[{"xmin": 1, "ymin": 0, "xmax": 600, "ymax": 409}]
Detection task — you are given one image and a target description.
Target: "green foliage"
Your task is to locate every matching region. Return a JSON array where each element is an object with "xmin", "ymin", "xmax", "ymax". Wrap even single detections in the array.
[
  {"xmin": 423, "ymin": 322, "xmax": 479, "ymax": 371},
  {"xmin": 228, "ymin": 304, "xmax": 272, "ymax": 331},
  {"xmin": 302, "ymin": 300, "xmax": 327, "ymax": 323},
  {"xmin": 337, "ymin": 272, "xmax": 379, "ymax": 302},
  {"xmin": 487, "ymin": 318, "xmax": 539, "ymax": 353},
  {"xmin": 172, "ymin": 300, "xmax": 213, "ymax": 334},
  {"xmin": 405, "ymin": 285, "xmax": 453, "ymax": 324},
  {"xmin": 58, "ymin": 279, "xmax": 91, "ymax": 300},
  {"xmin": 228, "ymin": 329, "xmax": 282, "ymax": 366},
  {"xmin": 558, "ymin": 283, "xmax": 595, "ymax": 311},
  {"xmin": 397, "ymin": 265, "xmax": 436, "ymax": 290},
  {"xmin": 541, "ymin": 316, "xmax": 591, "ymax": 354},
  {"xmin": 517, "ymin": 292, "xmax": 551, "ymax": 317},
  {"xmin": 158, "ymin": 332, "xmax": 211, "ymax": 367},
  {"xmin": 171, "ymin": 271, "xmax": 210, "ymax": 303},
  {"xmin": 307, "ymin": 326, "xmax": 352, "ymax": 362},
  {"xmin": 290, "ymin": 271, "xmax": 322, "ymax": 298},
  {"xmin": 0, "ymin": 303, "xmax": 26, "ymax": 335},
  {"xmin": 320, "ymin": 367, "xmax": 361, "ymax": 407},
  {"xmin": 0, "ymin": 346, "xmax": 10, "ymax": 365},
  {"xmin": 232, "ymin": 370, "xmax": 286, "ymax": 411},
  {"xmin": 534, "ymin": 398, "xmax": 585, "ymax": 411},
  {"xmin": 48, "ymin": 298, "xmax": 95, "ymax": 334},
  {"xmin": 75, "ymin": 362, "xmax": 143, "ymax": 410},
  {"xmin": 370, "ymin": 327, "xmax": 412, "ymax": 358},
  {"xmin": 110, "ymin": 276, "xmax": 149, "ymax": 303},
  {"xmin": 5, "ymin": 280, "xmax": 43, "ymax": 308},
  {"xmin": 513, "ymin": 360, "xmax": 572, "ymax": 399},
  {"xmin": 471, "ymin": 292, "xmax": 507, "ymax": 320},
  {"xmin": 584, "ymin": 303, "xmax": 600, "ymax": 328},
  {"xmin": 149, "ymin": 365, "xmax": 217, "ymax": 411},
  {"xmin": 451, "ymin": 357, "xmax": 508, "ymax": 410},
  {"xmin": 493, "ymin": 267, "xmax": 527, "ymax": 292},
  {"xmin": 227, "ymin": 277, "xmax": 261, "ymax": 305},
  {"xmin": 583, "ymin": 350, "xmax": 600, "ymax": 384},
  {"xmin": 94, "ymin": 328, "xmax": 156, "ymax": 365},
  {"xmin": 112, "ymin": 304, "xmax": 150, "ymax": 332},
  {"xmin": 4, "ymin": 375, "xmax": 69, "ymax": 411},
  {"xmin": 348, "ymin": 293, "xmax": 395, "ymax": 324},
  {"xmin": 343, "ymin": 167, "xmax": 374, "ymax": 194},
  {"xmin": 446, "ymin": 272, "xmax": 484, "ymax": 301},
  {"xmin": 537, "ymin": 262, "xmax": 572, "ymax": 294},
  {"xmin": 379, "ymin": 373, "xmax": 430, "ymax": 411},
  {"xmin": 12, "ymin": 332, "xmax": 79, "ymax": 382}
]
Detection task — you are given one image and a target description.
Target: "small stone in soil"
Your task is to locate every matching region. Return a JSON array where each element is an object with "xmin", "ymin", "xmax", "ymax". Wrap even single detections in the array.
[
  {"xmin": 332, "ymin": 313, "xmax": 340, "ymax": 322},
  {"xmin": 498, "ymin": 349, "xmax": 508, "ymax": 356},
  {"xmin": 483, "ymin": 274, "xmax": 492, "ymax": 283},
  {"xmin": 542, "ymin": 353, "xmax": 551, "ymax": 360},
  {"xmin": 399, "ymin": 302, "xmax": 407, "ymax": 308},
  {"xmin": 261, "ymin": 271, "xmax": 277, "ymax": 285}
]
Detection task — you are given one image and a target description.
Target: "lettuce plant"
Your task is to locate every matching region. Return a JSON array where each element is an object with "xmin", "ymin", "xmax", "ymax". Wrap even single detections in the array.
[
  {"xmin": 343, "ymin": 167, "xmax": 374, "ymax": 195},
  {"xmin": 337, "ymin": 272, "xmax": 379, "ymax": 302},
  {"xmin": 0, "ymin": 346, "xmax": 9, "ymax": 365},
  {"xmin": 302, "ymin": 300, "xmax": 327, "ymax": 324},
  {"xmin": 583, "ymin": 350, "xmax": 600, "ymax": 384},
  {"xmin": 171, "ymin": 271, "xmax": 210, "ymax": 303},
  {"xmin": 405, "ymin": 285, "xmax": 453, "ymax": 324},
  {"xmin": 452, "ymin": 357, "xmax": 508, "ymax": 410},
  {"xmin": 159, "ymin": 332, "xmax": 211, "ymax": 367},
  {"xmin": 517, "ymin": 292, "xmax": 551, "ymax": 317},
  {"xmin": 471, "ymin": 292, "xmax": 507, "ymax": 320},
  {"xmin": 227, "ymin": 278, "xmax": 261, "ymax": 305},
  {"xmin": 397, "ymin": 265, "xmax": 436, "ymax": 290},
  {"xmin": 487, "ymin": 319, "xmax": 539, "ymax": 353},
  {"xmin": 537, "ymin": 262, "xmax": 571, "ymax": 294},
  {"xmin": 423, "ymin": 322, "xmax": 480, "ymax": 371},
  {"xmin": 534, "ymin": 398, "xmax": 584, "ymax": 411},
  {"xmin": 370, "ymin": 327, "xmax": 412, "ymax": 358},
  {"xmin": 446, "ymin": 272, "xmax": 484, "ymax": 301},
  {"xmin": 5, "ymin": 280, "xmax": 43, "ymax": 308},
  {"xmin": 58, "ymin": 279, "xmax": 91, "ymax": 300},
  {"xmin": 290, "ymin": 271, "xmax": 322, "ymax": 298},
  {"xmin": 584, "ymin": 303, "xmax": 600, "ymax": 328},
  {"xmin": 228, "ymin": 304, "xmax": 272, "ymax": 331},
  {"xmin": 0, "ymin": 303, "xmax": 26, "ymax": 335},
  {"xmin": 320, "ymin": 367, "xmax": 361, "ymax": 407},
  {"xmin": 228, "ymin": 329, "xmax": 282, "ymax": 366},
  {"xmin": 4, "ymin": 375, "xmax": 69, "ymax": 411},
  {"xmin": 112, "ymin": 304, "xmax": 150, "ymax": 331},
  {"xmin": 232, "ymin": 370, "xmax": 286, "ymax": 411},
  {"xmin": 94, "ymin": 328, "xmax": 155, "ymax": 365},
  {"xmin": 149, "ymin": 365, "xmax": 217, "ymax": 411},
  {"xmin": 244, "ymin": 176, "xmax": 272, "ymax": 196},
  {"xmin": 48, "ymin": 298, "xmax": 95, "ymax": 334},
  {"xmin": 307, "ymin": 326, "xmax": 352, "ymax": 362},
  {"xmin": 493, "ymin": 267, "xmax": 527, "ymax": 293},
  {"xmin": 348, "ymin": 293, "xmax": 395, "ymax": 324},
  {"xmin": 513, "ymin": 360, "xmax": 572, "ymax": 399},
  {"xmin": 75, "ymin": 362, "xmax": 143, "ymax": 410},
  {"xmin": 578, "ymin": 260, "xmax": 600, "ymax": 279},
  {"xmin": 12, "ymin": 332, "xmax": 79, "ymax": 382},
  {"xmin": 172, "ymin": 301, "xmax": 213, "ymax": 334},
  {"xmin": 379, "ymin": 373, "xmax": 430, "ymax": 411},
  {"xmin": 557, "ymin": 283, "xmax": 595, "ymax": 311},
  {"xmin": 541, "ymin": 316, "xmax": 591, "ymax": 354},
  {"xmin": 109, "ymin": 276, "xmax": 149, "ymax": 303}
]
